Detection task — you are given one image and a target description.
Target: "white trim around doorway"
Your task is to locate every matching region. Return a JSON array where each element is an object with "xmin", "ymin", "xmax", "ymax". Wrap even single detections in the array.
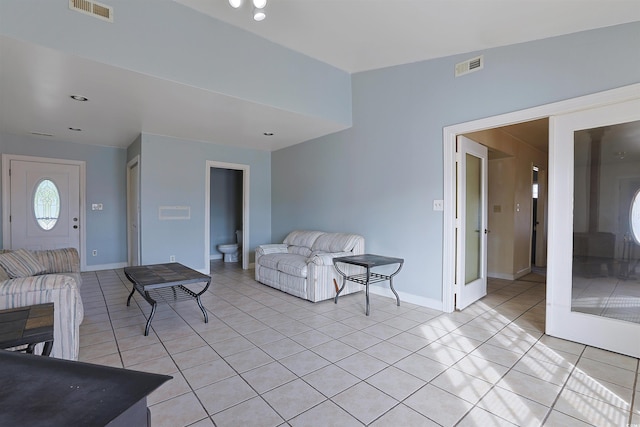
[
  {"xmin": 442, "ymin": 83, "xmax": 640, "ymax": 313},
  {"xmin": 1, "ymin": 154, "xmax": 87, "ymax": 270},
  {"xmin": 205, "ymin": 160, "xmax": 250, "ymax": 272}
]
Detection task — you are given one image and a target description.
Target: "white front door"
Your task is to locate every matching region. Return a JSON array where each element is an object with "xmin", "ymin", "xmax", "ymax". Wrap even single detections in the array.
[
  {"xmin": 456, "ymin": 136, "xmax": 488, "ymax": 309},
  {"xmin": 547, "ymin": 98, "xmax": 640, "ymax": 358},
  {"xmin": 9, "ymin": 158, "xmax": 81, "ymax": 252}
]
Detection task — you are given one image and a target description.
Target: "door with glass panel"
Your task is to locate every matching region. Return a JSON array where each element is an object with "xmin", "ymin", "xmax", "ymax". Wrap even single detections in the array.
[
  {"xmin": 456, "ymin": 136, "xmax": 488, "ymax": 309},
  {"xmin": 9, "ymin": 159, "xmax": 81, "ymax": 252},
  {"xmin": 547, "ymin": 98, "xmax": 640, "ymax": 358}
]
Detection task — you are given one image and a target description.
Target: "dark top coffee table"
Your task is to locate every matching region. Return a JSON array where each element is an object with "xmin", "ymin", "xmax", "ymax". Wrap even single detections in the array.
[
  {"xmin": 333, "ymin": 254, "xmax": 404, "ymax": 316},
  {"xmin": 0, "ymin": 303, "xmax": 54, "ymax": 356},
  {"xmin": 124, "ymin": 263, "xmax": 211, "ymax": 336},
  {"xmin": 0, "ymin": 350, "xmax": 171, "ymax": 426}
]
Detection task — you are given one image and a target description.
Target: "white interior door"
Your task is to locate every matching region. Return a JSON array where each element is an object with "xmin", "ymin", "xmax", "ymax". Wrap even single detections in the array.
[
  {"xmin": 127, "ymin": 158, "xmax": 141, "ymax": 266},
  {"xmin": 547, "ymin": 98, "xmax": 640, "ymax": 358},
  {"xmin": 9, "ymin": 159, "xmax": 80, "ymax": 251},
  {"xmin": 456, "ymin": 136, "xmax": 488, "ymax": 309}
]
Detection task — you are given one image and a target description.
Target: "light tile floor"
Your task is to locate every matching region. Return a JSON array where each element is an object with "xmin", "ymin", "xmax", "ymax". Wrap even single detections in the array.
[{"xmin": 78, "ymin": 262, "xmax": 640, "ymax": 426}]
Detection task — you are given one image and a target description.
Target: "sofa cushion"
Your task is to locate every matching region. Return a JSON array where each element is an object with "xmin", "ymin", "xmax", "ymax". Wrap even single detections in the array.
[
  {"xmin": 257, "ymin": 254, "xmax": 281, "ymax": 270},
  {"xmin": 276, "ymin": 254, "xmax": 308, "ymax": 278},
  {"xmin": 0, "ymin": 249, "xmax": 47, "ymax": 278},
  {"xmin": 283, "ymin": 230, "xmax": 324, "ymax": 249},
  {"xmin": 312, "ymin": 233, "xmax": 361, "ymax": 253},
  {"xmin": 288, "ymin": 246, "xmax": 312, "ymax": 257},
  {"xmin": 257, "ymin": 253, "xmax": 308, "ymax": 278}
]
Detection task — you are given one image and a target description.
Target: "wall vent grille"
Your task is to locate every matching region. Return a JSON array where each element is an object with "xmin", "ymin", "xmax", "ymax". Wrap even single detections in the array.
[
  {"xmin": 455, "ymin": 55, "xmax": 484, "ymax": 77},
  {"xmin": 69, "ymin": 0, "xmax": 113, "ymax": 23}
]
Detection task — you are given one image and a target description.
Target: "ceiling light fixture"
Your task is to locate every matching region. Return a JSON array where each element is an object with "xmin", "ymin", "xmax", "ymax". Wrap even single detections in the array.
[
  {"xmin": 253, "ymin": 7, "xmax": 266, "ymax": 21},
  {"xmin": 228, "ymin": 0, "xmax": 267, "ymax": 21},
  {"xmin": 70, "ymin": 95, "xmax": 88, "ymax": 102},
  {"xmin": 68, "ymin": 127, "xmax": 82, "ymax": 132}
]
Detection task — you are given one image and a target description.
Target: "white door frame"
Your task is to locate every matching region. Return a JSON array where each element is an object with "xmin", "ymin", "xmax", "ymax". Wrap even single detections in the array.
[
  {"xmin": 442, "ymin": 83, "xmax": 640, "ymax": 313},
  {"xmin": 205, "ymin": 160, "xmax": 250, "ymax": 271},
  {"xmin": 126, "ymin": 156, "xmax": 141, "ymax": 266},
  {"xmin": 2, "ymin": 154, "xmax": 87, "ymax": 270}
]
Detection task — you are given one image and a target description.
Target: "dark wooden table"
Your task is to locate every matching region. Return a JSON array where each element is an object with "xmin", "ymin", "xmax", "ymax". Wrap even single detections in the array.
[
  {"xmin": 125, "ymin": 263, "xmax": 211, "ymax": 335},
  {"xmin": 0, "ymin": 350, "xmax": 171, "ymax": 426},
  {"xmin": 333, "ymin": 254, "xmax": 404, "ymax": 316},
  {"xmin": 0, "ymin": 303, "xmax": 54, "ymax": 356}
]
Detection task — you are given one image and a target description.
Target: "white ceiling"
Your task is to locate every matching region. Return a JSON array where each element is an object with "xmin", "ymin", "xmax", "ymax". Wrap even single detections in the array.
[
  {"xmin": 176, "ymin": 0, "xmax": 640, "ymax": 73},
  {"xmin": 1, "ymin": 1, "xmax": 639, "ymax": 150}
]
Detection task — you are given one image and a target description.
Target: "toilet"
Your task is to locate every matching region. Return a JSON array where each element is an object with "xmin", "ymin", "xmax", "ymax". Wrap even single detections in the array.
[{"xmin": 218, "ymin": 230, "xmax": 242, "ymax": 263}]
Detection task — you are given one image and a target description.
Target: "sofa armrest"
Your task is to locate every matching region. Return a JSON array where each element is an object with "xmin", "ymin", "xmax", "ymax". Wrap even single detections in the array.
[
  {"xmin": 32, "ymin": 248, "xmax": 80, "ymax": 274},
  {"xmin": 0, "ymin": 275, "xmax": 82, "ymax": 360},
  {"xmin": 256, "ymin": 244, "xmax": 288, "ymax": 257}
]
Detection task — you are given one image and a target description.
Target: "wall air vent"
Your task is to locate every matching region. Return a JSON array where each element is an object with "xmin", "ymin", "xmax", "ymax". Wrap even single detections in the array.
[
  {"xmin": 455, "ymin": 55, "xmax": 484, "ymax": 77},
  {"xmin": 69, "ymin": 0, "xmax": 113, "ymax": 23}
]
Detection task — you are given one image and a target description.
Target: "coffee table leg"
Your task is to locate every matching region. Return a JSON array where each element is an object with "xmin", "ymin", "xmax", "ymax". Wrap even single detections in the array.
[
  {"xmin": 126, "ymin": 287, "xmax": 136, "ymax": 306},
  {"xmin": 42, "ymin": 340, "xmax": 53, "ymax": 356},
  {"xmin": 144, "ymin": 297, "xmax": 157, "ymax": 336},
  {"xmin": 365, "ymin": 267, "xmax": 371, "ymax": 316},
  {"xmin": 196, "ymin": 296, "xmax": 208, "ymax": 323},
  {"xmin": 389, "ymin": 277, "xmax": 400, "ymax": 307}
]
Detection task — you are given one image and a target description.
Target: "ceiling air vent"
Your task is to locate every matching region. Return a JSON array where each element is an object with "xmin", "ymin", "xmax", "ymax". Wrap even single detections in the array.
[
  {"xmin": 69, "ymin": 0, "xmax": 113, "ymax": 23},
  {"xmin": 455, "ymin": 55, "xmax": 484, "ymax": 77}
]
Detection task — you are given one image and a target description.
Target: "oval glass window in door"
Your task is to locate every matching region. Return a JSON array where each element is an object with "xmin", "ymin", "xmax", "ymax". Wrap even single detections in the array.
[
  {"xmin": 632, "ymin": 187, "xmax": 640, "ymax": 245},
  {"xmin": 33, "ymin": 179, "xmax": 60, "ymax": 231}
]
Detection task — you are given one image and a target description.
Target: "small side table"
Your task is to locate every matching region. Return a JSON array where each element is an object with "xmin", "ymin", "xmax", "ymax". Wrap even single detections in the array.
[
  {"xmin": 0, "ymin": 303, "xmax": 54, "ymax": 356},
  {"xmin": 333, "ymin": 254, "xmax": 404, "ymax": 316}
]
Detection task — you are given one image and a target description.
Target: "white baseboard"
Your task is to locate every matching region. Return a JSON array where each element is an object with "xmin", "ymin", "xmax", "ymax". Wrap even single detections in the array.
[
  {"xmin": 370, "ymin": 285, "xmax": 443, "ymax": 311},
  {"xmin": 488, "ymin": 267, "xmax": 533, "ymax": 281},
  {"xmin": 514, "ymin": 267, "xmax": 532, "ymax": 279},
  {"xmin": 83, "ymin": 261, "xmax": 128, "ymax": 272},
  {"xmin": 488, "ymin": 272, "xmax": 516, "ymax": 280},
  {"xmin": 210, "ymin": 254, "xmax": 223, "ymax": 260}
]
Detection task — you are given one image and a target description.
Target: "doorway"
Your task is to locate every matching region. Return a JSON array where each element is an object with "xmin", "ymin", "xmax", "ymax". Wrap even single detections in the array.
[
  {"xmin": 205, "ymin": 161, "xmax": 250, "ymax": 271},
  {"xmin": 127, "ymin": 156, "xmax": 141, "ymax": 266},
  {"xmin": 443, "ymin": 83, "xmax": 640, "ymax": 357},
  {"xmin": 2, "ymin": 154, "xmax": 86, "ymax": 268}
]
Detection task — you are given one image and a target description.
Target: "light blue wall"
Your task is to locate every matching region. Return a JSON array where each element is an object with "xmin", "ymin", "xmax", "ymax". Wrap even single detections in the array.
[
  {"xmin": 0, "ymin": 132, "xmax": 127, "ymax": 266},
  {"xmin": 0, "ymin": 0, "xmax": 352, "ymax": 126},
  {"xmin": 139, "ymin": 133, "xmax": 270, "ymax": 271},
  {"xmin": 272, "ymin": 22, "xmax": 640, "ymax": 304}
]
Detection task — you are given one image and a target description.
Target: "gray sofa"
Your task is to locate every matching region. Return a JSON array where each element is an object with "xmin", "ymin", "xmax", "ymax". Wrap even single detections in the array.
[{"xmin": 255, "ymin": 230, "xmax": 365, "ymax": 302}]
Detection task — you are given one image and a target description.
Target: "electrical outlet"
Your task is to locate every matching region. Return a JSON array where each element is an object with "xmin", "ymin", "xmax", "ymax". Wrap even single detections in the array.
[
  {"xmin": 170, "ymin": 255, "xmax": 175, "ymax": 262},
  {"xmin": 433, "ymin": 199, "xmax": 444, "ymax": 211},
  {"xmin": 92, "ymin": 250, "xmax": 97, "ymax": 256}
]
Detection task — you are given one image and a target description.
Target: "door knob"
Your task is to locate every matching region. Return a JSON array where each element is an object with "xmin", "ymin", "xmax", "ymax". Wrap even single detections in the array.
[
  {"xmin": 73, "ymin": 218, "xmax": 78, "ymax": 222},
  {"xmin": 73, "ymin": 225, "xmax": 78, "ymax": 229}
]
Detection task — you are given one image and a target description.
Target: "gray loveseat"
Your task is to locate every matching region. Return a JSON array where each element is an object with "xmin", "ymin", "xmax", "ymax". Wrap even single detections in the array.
[{"xmin": 255, "ymin": 230, "xmax": 365, "ymax": 302}]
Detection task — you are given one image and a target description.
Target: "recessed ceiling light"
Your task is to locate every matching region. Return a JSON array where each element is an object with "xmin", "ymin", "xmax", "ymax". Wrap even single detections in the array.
[
  {"xmin": 68, "ymin": 127, "xmax": 82, "ymax": 131},
  {"xmin": 263, "ymin": 132, "xmax": 274, "ymax": 136},
  {"xmin": 70, "ymin": 95, "xmax": 88, "ymax": 102}
]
